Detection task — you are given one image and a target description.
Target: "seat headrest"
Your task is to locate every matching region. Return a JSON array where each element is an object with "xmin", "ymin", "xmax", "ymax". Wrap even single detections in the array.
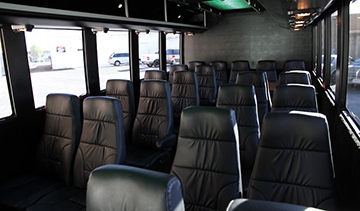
[
  {"xmin": 83, "ymin": 96, "xmax": 123, "ymax": 123},
  {"xmin": 231, "ymin": 60, "xmax": 250, "ymax": 71},
  {"xmin": 140, "ymin": 80, "xmax": 171, "ymax": 98},
  {"xmin": 180, "ymin": 106, "xmax": 237, "ymax": 141},
  {"xmin": 272, "ymin": 84, "xmax": 317, "ymax": 112},
  {"xmin": 87, "ymin": 164, "xmax": 185, "ymax": 211},
  {"xmin": 106, "ymin": 79, "xmax": 133, "ymax": 96},
  {"xmin": 257, "ymin": 60, "xmax": 276, "ymax": 71},
  {"xmin": 262, "ymin": 111, "xmax": 329, "ymax": 151},
  {"xmin": 144, "ymin": 70, "xmax": 167, "ymax": 80},
  {"xmin": 217, "ymin": 84, "xmax": 256, "ymax": 107},
  {"xmin": 46, "ymin": 93, "xmax": 80, "ymax": 116},
  {"xmin": 195, "ymin": 64, "xmax": 215, "ymax": 75},
  {"xmin": 236, "ymin": 71, "xmax": 267, "ymax": 87},
  {"xmin": 279, "ymin": 70, "xmax": 311, "ymax": 85},
  {"xmin": 173, "ymin": 70, "xmax": 197, "ymax": 84},
  {"xmin": 210, "ymin": 61, "xmax": 227, "ymax": 71},
  {"xmin": 227, "ymin": 199, "xmax": 324, "ymax": 211},
  {"xmin": 170, "ymin": 64, "xmax": 188, "ymax": 73},
  {"xmin": 284, "ymin": 60, "xmax": 306, "ymax": 71}
]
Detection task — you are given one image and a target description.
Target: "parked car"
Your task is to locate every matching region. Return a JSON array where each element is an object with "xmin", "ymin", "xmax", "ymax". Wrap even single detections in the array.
[
  {"xmin": 348, "ymin": 58, "xmax": 360, "ymax": 84},
  {"xmin": 108, "ymin": 52, "xmax": 130, "ymax": 66},
  {"xmin": 140, "ymin": 49, "xmax": 180, "ymax": 67}
]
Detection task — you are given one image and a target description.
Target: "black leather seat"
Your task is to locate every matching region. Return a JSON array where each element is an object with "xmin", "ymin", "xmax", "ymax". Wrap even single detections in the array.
[
  {"xmin": 126, "ymin": 80, "xmax": 177, "ymax": 172},
  {"xmin": 26, "ymin": 96, "xmax": 126, "ymax": 211},
  {"xmin": 227, "ymin": 199, "xmax": 324, "ymax": 211},
  {"xmin": 216, "ymin": 84, "xmax": 260, "ymax": 197},
  {"xmin": 278, "ymin": 70, "xmax": 311, "ymax": 85},
  {"xmin": 169, "ymin": 64, "xmax": 188, "ymax": 85},
  {"xmin": 271, "ymin": 84, "xmax": 318, "ymax": 112},
  {"xmin": 106, "ymin": 79, "xmax": 135, "ymax": 143},
  {"xmin": 171, "ymin": 70, "xmax": 200, "ymax": 133},
  {"xmin": 210, "ymin": 61, "xmax": 228, "ymax": 92},
  {"xmin": 247, "ymin": 111, "xmax": 336, "ymax": 210},
  {"xmin": 171, "ymin": 106, "xmax": 242, "ymax": 211},
  {"xmin": 284, "ymin": 59, "xmax": 306, "ymax": 71},
  {"xmin": 236, "ymin": 71, "xmax": 271, "ymax": 127},
  {"xmin": 188, "ymin": 61, "xmax": 205, "ymax": 72},
  {"xmin": 195, "ymin": 64, "xmax": 217, "ymax": 106},
  {"xmin": 229, "ymin": 60, "xmax": 250, "ymax": 84},
  {"xmin": 256, "ymin": 60, "xmax": 278, "ymax": 82},
  {"xmin": 144, "ymin": 69, "xmax": 167, "ymax": 80},
  {"xmin": 87, "ymin": 164, "xmax": 185, "ymax": 211},
  {"xmin": 0, "ymin": 93, "xmax": 81, "ymax": 211}
]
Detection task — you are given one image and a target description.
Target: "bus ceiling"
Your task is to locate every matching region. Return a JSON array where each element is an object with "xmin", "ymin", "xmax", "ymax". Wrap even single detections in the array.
[{"xmin": 0, "ymin": 0, "xmax": 337, "ymax": 32}]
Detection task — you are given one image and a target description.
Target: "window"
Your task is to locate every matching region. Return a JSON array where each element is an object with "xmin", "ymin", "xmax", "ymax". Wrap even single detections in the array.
[
  {"xmin": 0, "ymin": 36, "xmax": 13, "ymax": 118},
  {"xmin": 139, "ymin": 31, "xmax": 159, "ymax": 78},
  {"xmin": 97, "ymin": 31, "xmax": 130, "ymax": 89},
  {"xmin": 330, "ymin": 11, "xmax": 338, "ymax": 92},
  {"xmin": 313, "ymin": 25, "xmax": 318, "ymax": 72},
  {"xmin": 166, "ymin": 33, "xmax": 180, "ymax": 71},
  {"xmin": 321, "ymin": 20, "xmax": 325, "ymax": 78},
  {"xmin": 347, "ymin": 0, "xmax": 360, "ymax": 124},
  {"xmin": 25, "ymin": 28, "xmax": 86, "ymax": 108}
]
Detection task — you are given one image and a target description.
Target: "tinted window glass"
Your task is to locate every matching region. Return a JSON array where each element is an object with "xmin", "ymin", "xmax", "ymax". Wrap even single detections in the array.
[
  {"xmin": 0, "ymin": 34, "xmax": 13, "ymax": 118},
  {"xmin": 25, "ymin": 28, "xmax": 86, "ymax": 108}
]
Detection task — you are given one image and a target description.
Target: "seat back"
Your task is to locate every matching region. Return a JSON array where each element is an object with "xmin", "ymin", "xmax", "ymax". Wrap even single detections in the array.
[
  {"xmin": 73, "ymin": 96, "xmax": 126, "ymax": 188},
  {"xmin": 195, "ymin": 64, "xmax": 217, "ymax": 106},
  {"xmin": 216, "ymin": 84, "xmax": 259, "ymax": 171},
  {"xmin": 210, "ymin": 61, "xmax": 228, "ymax": 91},
  {"xmin": 227, "ymin": 199, "xmax": 324, "ymax": 211},
  {"xmin": 169, "ymin": 64, "xmax": 188, "ymax": 85},
  {"xmin": 248, "ymin": 111, "xmax": 336, "ymax": 210},
  {"xmin": 144, "ymin": 70, "xmax": 167, "ymax": 80},
  {"xmin": 229, "ymin": 60, "xmax": 250, "ymax": 84},
  {"xmin": 36, "ymin": 94, "xmax": 81, "ymax": 186},
  {"xmin": 278, "ymin": 70, "xmax": 311, "ymax": 85},
  {"xmin": 171, "ymin": 70, "xmax": 200, "ymax": 127},
  {"xmin": 284, "ymin": 60, "xmax": 306, "ymax": 71},
  {"xmin": 106, "ymin": 79, "xmax": 135, "ymax": 142},
  {"xmin": 271, "ymin": 84, "xmax": 318, "ymax": 112},
  {"xmin": 256, "ymin": 60, "xmax": 277, "ymax": 82},
  {"xmin": 132, "ymin": 80, "xmax": 173, "ymax": 149},
  {"xmin": 171, "ymin": 106, "xmax": 241, "ymax": 211},
  {"xmin": 188, "ymin": 61, "xmax": 205, "ymax": 72},
  {"xmin": 235, "ymin": 71, "xmax": 271, "ymax": 127},
  {"xmin": 87, "ymin": 164, "xmax": 185, "ymax": 211}
]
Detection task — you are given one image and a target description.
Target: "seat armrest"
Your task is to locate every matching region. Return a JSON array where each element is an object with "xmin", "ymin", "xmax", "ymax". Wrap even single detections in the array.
[{"xmin": 155, "ymin": 133, "xmax": 177, "ymax": 150}]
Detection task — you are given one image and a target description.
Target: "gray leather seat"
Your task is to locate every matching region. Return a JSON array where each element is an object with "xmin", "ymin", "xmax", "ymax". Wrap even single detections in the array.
[
  {"xmin": 256, "ymin": 60, "xmax": 278, "ymax": 82},
  {"xmin": 195, "ymin": 64, "xmax": 217, "ymax": 106},
  {"xmin": 188, "ymin": 61, "xmax": 205, "ymax": 72},
  {"xmin": 26, "ymin": 96, "xmax": 126, "ymax": 211},
  {"xmin": 236, "ymin": 71, "xmax": 272, "ymax": 127},
  {"xmin": 0, "ymin": 93, "xmax": 81, "ymax": 210},
  {"xmin": 87, "ymin": 164, "xmax": 185, "ymax": 211},
  {"xmin": 169, "ymin": 64, "xmax": 188, "ymax": 86},
  {"xmin": 106, "ymin": 79, "xmax": 135, "ymax": 142},
  {"xmin": 278, "ymin": 70, "xmax": 311, "ymax": 85},
  {"xmin": 271, "ymin": 84, "xmax": 318, "ymax": 112},
  {"xmin": 144, "ymin": 69, "xmax": 167, "ymax": 80},
  {"xmin": 171, "ymin": 70, "xmax": 200, "ymax": 132},
  {"xmin": 229, "ymin": 60, "xmax": 250, "ymax": 84},
  {"xmin": 126, "ymin": 80, "xmax": 177, "ymax": 172},
  {"xmin": 171, "ymin": 106, "xmax": 242, "ymax": 211},
  {"xmin": 227, "ymin": 199, "xmax": 324, "ymax": 211},
  {"xmin": 210, "ymin": 61, "xmax": 228, "ymax": 92},
  {"xmin": 248, "ymin": 111, "xmax": 336, "ymax": 210},
  {"xmin": 216, "ymin": 84, "xmax": 260, "ymax": 197},
  {"xmin": 284, "ymin": 60, "xmax": 306, "ymax": 71}
]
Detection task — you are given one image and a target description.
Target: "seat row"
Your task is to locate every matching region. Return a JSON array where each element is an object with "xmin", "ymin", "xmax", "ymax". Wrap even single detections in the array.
[
  {"xmin": 0, "ymin": 94, "xmax": 126, "ymax": 210},
  {"xmin": 87, "ymin": 108, "xmax": 336, "ymax": 211}
]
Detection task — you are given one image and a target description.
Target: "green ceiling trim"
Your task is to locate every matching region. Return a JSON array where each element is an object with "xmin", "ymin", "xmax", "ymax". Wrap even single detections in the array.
[{"xmin": 203, "ymin": 0, "xmax": 251, "ymax": 11}]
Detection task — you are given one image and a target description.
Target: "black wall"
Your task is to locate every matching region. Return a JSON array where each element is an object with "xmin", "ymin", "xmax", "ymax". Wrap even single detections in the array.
[{"xmin": 184, "ymin": 11, "xmax": 312, "ymax": 70}]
